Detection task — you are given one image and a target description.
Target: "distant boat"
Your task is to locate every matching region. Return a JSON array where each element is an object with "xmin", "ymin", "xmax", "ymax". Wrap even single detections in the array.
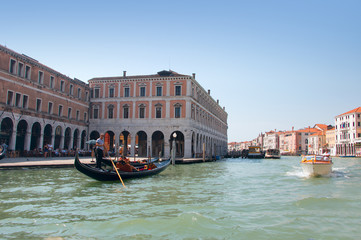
[
  {"xmin": 265, "ymin": 149, "xmax": 281, "ymax": 159},
  {"xmin": 247, "ymin": 146, "xmax": 264, "ymax": 159},
  {"xmin": 301, "ymin": 155, "xmax": 333, "ymax": 177}
]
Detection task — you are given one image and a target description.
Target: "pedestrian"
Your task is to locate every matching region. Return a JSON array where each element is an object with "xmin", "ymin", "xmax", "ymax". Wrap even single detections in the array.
[
  {"xmin": 44, "ymin": 143, "xmax": 49, "ymax": 158},
  {"xmin": 95, "ymin": 134, "xmax": 105, "ymax": 169}
]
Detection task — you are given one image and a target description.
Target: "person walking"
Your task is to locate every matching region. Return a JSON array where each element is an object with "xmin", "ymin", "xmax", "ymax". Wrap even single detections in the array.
[{"xmin": 95, "ymin": 134, "xmax": 105, "ymax": 169}]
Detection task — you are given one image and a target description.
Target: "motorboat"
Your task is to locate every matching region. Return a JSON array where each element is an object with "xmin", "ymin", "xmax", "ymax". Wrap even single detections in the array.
[
  {"xmin": 264, "ymin": 149, "xmax": 281, "ymax": 159},
  {"xmin": 247, "ymin": 146, "xmax": 264, "ymax": 159},
  {"xmin": 301, "ymin": 155, "xmax": 333, "ymax": 177}
]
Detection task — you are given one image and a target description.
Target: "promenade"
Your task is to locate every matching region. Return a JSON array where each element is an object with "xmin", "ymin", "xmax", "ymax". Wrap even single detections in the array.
[
  {"xmin": 0, "ymin": 155, "xmax": 216, "ymax": 169},
  {"xmin": 0, "ymin": 156, "xmax": 95, "ymax": 169}
]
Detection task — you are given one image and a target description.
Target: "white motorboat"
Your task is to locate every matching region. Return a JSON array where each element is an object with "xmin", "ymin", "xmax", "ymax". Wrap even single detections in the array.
[{"xmin": 301, "ymin": 155, "xmax": 333, "ymax": 177}]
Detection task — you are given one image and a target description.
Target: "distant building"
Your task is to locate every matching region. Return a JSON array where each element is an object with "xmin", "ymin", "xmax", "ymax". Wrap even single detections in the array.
[
  {"xmin": 88, "ymin": 70, "xmax": 228, "ymax": 159},
  {"xmin": 262, "ymin": 130, "xmax": 279, "ymax": 150},
  {"xmin": 0, "ymin": 45, "xmax": 90, "ymax": 154},
  {"xmin": 335, "ymin": 107, "xmax": 361, "ymax": 156},
  {"xmin": 325, "ymin": 127, "xmax": 336, "ymax": 156}
]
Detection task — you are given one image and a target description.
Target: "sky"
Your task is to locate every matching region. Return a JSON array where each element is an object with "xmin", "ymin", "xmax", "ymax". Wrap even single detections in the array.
[{"xmin": 1, "ymin": 0, "xmax": 360, "ymax": 142}]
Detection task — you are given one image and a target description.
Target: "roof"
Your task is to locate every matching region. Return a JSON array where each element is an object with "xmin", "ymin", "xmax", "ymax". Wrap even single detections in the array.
[
  {"xmin": 297, "ymin": 128, "xmax": 320, "ymax": 133},
  {"xmin": 89, "ymin": 70, "xmax": 189, "ymax": 81},
  {"xmin": 337, "ymin": 107, "xmax": 361, "ymax": 117}
]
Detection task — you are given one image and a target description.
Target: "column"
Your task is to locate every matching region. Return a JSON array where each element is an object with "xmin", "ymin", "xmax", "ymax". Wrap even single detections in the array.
[
  {"xmin": 184, "ymin": 134, "xmax": 192, "ymax": 158},
  {"xmin": 38, "ymin": 133, "xmax": 44, "ymax": 150},
  {"xmin": 164, "ymin": 141, "xmax": 170, "ymax": 159},
  {"xmin": 130, "ymin": 132, "xmax": 136, "ymax": 156},
  {"xmin": 24, "ymin": 130, "xmax": 31, "ymax": 151},
  {"xmin": 60, "ymin": 134, "xmax": 64, "ymax": 149},
  {"xmin": 9, "ymin": 127, "xmax": 17, "ymax": 151}
]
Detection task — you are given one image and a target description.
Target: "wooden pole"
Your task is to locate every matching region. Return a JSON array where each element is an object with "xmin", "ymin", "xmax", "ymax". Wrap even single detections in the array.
[
  {"xmin": 202, "ymin": 143, "xmax": 205, "ymax": 162},
  {"xmin": 110, "ymin": 157, "xmax": 126, "ymax": 188}
]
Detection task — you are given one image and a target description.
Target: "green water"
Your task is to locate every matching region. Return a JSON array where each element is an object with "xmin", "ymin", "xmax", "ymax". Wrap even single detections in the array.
[{"xmin": 0, "ymin": 156, "xmax": 360, "ymax": 240}]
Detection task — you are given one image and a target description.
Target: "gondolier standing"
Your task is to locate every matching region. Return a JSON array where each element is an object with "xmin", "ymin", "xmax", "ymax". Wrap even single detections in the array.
[{"xmin": 95, "ymin": 133, "xmax": 105, "ymax": 169}]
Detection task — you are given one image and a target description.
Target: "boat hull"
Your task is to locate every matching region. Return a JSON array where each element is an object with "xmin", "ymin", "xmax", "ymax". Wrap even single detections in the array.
[
  {"xmin": 301, "ymin": 162, "xmax": 333, "ymax": 177},
  {"xmin": 74, "ymin": 154, "xmax": 171, "ymax": 181}
]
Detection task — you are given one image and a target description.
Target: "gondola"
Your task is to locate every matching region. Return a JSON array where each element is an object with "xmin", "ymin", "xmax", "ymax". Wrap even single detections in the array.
[
  {"xmin": 102, "ymin": 157, "xmax": 159, "ymax": 168},
  {"xmin": 74, "ymin": 154, "xmax": 171, "ymax": 181},
  {"xmin": 0, "ymin": 146, "xmax": 6, "ymax": 160}
]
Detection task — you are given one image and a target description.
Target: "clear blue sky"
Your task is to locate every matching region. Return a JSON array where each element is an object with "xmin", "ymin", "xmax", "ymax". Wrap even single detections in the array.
[{"xmin": 1, "ymin": 0, "xmax": 360, "ymax": 142}]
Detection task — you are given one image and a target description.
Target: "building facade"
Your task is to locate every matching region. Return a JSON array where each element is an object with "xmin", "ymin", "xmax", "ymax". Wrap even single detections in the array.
[
  {"xmin": 262, "ymin": 131, "xmax": 279, "ymax": 150},
  {"xmin": 88, "ymin": 70, "xmax": 228, "ymax": 159},
  {"xmin": 335, "ymin": 107, "xmax": 361, "ymax": 156},
  {"xmin": 0, "ymin": 45, "xmax": 90, "ymax": 155}
]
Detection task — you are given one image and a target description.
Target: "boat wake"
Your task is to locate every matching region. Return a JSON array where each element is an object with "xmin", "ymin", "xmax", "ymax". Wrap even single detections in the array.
[{"xmin": 286, "ymin": 167, "xmax": 348, "ymax": 178}]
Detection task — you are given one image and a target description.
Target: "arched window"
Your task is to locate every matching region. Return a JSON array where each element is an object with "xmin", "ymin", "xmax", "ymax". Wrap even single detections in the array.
[
  {"xmin": 174, "ymin": 103, "xmax": 182, "ymax": 118},
  {"xmin": 139, "ymin": 104, "xmax": 146, "ymax": 118},
  {"xmin": 155, "ymin": 103, "xmax": 162, "ymax": 119}
]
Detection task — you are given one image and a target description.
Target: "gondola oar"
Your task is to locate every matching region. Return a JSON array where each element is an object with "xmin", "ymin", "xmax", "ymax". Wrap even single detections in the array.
[{"xmin": 106, "ymin": 147, "xmax": 126, "ymax": 188}]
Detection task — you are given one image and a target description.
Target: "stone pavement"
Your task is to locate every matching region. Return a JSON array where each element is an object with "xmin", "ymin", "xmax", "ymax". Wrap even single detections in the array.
[{"xmin": 0, "ymin": 156, "xmax": 95, "ymax": 169}]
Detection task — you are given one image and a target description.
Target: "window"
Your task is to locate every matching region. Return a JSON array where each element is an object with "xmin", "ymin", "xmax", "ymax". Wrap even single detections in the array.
[
  {"xmin": 108, "ymin": 105, "xmax": 114, "ymax": 119},
  {"xmin": 94, "ymin": 88, "xmax": 100, "ymax": 98},
  {"xmin": 358, "ymin": 122, "xmax": 360, "ymax": 127},
  {"xmin": 358, "ymin": 133, "xmax": 361, "ymax": 137},
  {"xmin": 10, "ymin": 59, "xmax": 16, "ymax": 74},
  {"xmin": 123, "ymin": 106, "xmax": 129, "ymax": 119},
  {"xmin": 156, "ymin": 86, "xmax": 162, "ymax": 96},
  {"xmin": 68, "ymin": 108, "xmax": 72, "ymax": 119},
  {"xmin": 38, "ymin": 71, "xmax": 44, "ymax": 84},
  {"xmin": 60, "ymin": 80, "xmax": 65, "ymax": 92},
  {"xmin": 18, "ymin": 62, "xmax": 24, "ymax": 77},
  {"xmin": 48, "ymin": 102, "xmax": 53, "ymax": 114},
  {"xmin": 77, "ymin": 88, "xmax": 81, "ymax": 98},
  {"xmin": 22, "ymin": 95, "xmax": 28, "ymax": 108},
  {"xmin": 69, "ymin": 84, "xmax": 74, "ymax": 95},
  {"xmin": 140, "ymin": 87, "xmax": 146, "ymax": 97},
  {"xmin": 7, "ymin": 91, "xmax": 14, "ymax": 105},
  {"xmin": 93, "ymin": 106, "xmax": 99, "ymax": 119},
  {"xmin": 25, "ymin": 65, "xmax": 31, "ymax": 80},
  {"xmin": 85, "ymin": 91, "xmax": 89, "ymax": 101},
  {"xmin": 124, "ymin": 87, "xmax": 130, "ymax": 97},
  {"xmin": 174, "ymin": 104, "xmax": 181, "ymax": 118},
  {"xmin": 15, "ymin": 93, "xmax": 21, "ymax": 107},
  {"xmin": 84, "ymin": 112, "xmax": 87, "ymax": 122},
  {"xmin": 58, "ymin": 105, "xmax": 63, "ymax": 116},
  {"xmin": 50, "ymin": 76, "xmax": 55, "ymax": 88},
  {"xmin": 36, "ymin": 99, "xmax": 42, "ymax": 112},
  {"xmin": 109, "ymin": 87, "xmax": 114, "ymax": 98},
  {"xmin": 139, "ymin": 105, "xmax": 145, "ymax": 118},
  {"xmin": 156, "ymin": 106, "xmax": 162, "ymax": 118},
  {"xmin": 175, "ymin": 86, "xmax": 181, "ymax": 96},
  {"xmin": 76, "ymin": 110, "xmax": 80, "ymax": 120}
]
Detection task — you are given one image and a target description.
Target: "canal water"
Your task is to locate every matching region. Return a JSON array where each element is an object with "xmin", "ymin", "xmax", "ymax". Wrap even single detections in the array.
[{"xmin": 1, "ymin": 156, "xmax": 361, "ymax": 240}]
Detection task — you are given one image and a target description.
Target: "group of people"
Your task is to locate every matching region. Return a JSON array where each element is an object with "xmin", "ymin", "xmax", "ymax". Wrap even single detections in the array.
[{"xmin": 95, "ymin": 133, "xmax": 138, "ymax": 172}]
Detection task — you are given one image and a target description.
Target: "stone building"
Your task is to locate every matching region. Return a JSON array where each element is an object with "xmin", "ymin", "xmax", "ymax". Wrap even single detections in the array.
[
  {"xmin": 335, "ymin": 107, "xmax": 361, "ymax": 156},
  {"xmin": 0, "ymin": 45, "xmax": 90, "ymax": 155},
  {"xmin": 88, "ymin": 70, "xmax": 228, "ymax": 159}
]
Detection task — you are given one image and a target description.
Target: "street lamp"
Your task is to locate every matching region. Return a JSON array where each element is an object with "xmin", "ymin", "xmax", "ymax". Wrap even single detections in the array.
[{"xmin": 172, "ymin": 132, "xmax": 177, "ymax": 165}]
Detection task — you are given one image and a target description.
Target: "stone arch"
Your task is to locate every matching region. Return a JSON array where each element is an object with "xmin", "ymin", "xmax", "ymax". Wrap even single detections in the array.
[
  {"xmin": 64, "ymin": 127, "xmax": 71, "ymax": 150},
  {"xmin": 15, "ymin": 119, "xmax": 28, "ymax": 152},
  {"xmin": 90, "ymin": 131, "xmax": 100, "ymax": 140},
  {"xmin": 0, "ymin": 117, "xmax": 13, "ymax": 147},
  {"xmin": 105, "ymin": 130, "xmax": 115, "ymax": 152},
  {"xmin": 54, "ymin": 126, "xmax": 62, "ymax": 150},
  {"xmin": 152, "ymin": 131, "xmax": 164, "ymax": 157},
  {"xmin": 73, "ymin": 129, "xmax": 79, "ymax": 149},
  {"xmin": 81, "ymin": 130, "xmax": 87, "ymax": 149},
  {"xmin": 136, "ymin": 131, "xmax": 147, "ymax": 157},
  {"xmin": 119, "ymin": 131, "xmax": 131, "ymax": 156},
  {"xmin": 170, "ymin": 131, "xmax": 184, "ymax": 157},
  {"xmin": 43, "ymin": 124, "xmax": 52, "ymax": 147},
  {"xmin": 30, "ymin": 122, "xmax": 41, "ymax": 151}
]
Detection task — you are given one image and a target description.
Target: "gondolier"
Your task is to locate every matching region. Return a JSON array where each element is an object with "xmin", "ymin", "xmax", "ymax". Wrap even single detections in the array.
[{"xmin": 95, "ymin": 133, "xmax": 105, "ymax": 169}]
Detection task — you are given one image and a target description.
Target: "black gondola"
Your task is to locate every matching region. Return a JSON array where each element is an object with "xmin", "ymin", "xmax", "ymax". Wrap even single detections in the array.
[{"xmin": 74, "ymin": 154, "xmax": 171, "ymax": 181}]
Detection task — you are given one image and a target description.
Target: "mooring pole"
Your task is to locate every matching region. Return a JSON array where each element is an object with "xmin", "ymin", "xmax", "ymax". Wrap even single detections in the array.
[{"xmin": 203, "ymin": 143, "xmax": 205, "ymax": 162}]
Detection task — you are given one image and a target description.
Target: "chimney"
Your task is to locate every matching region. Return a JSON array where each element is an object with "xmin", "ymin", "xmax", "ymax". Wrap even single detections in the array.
[
  {"xmin": 192, "ymin": 73, "xmax": 196, "ymax": 79},
  {"xmin": 208, "ymin": 89, "xmax": 210, "ymax": 95},
  {"xmin": 123, "ymin": 71, "xmax": 126, "ymax": 77},
  {"xmin": 292, "ymin": 126, "xmax": 294, "ymax": 131},
  {"xmin": 217, "ymin": 99, "xmax": 219, "ymax": 104}
]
